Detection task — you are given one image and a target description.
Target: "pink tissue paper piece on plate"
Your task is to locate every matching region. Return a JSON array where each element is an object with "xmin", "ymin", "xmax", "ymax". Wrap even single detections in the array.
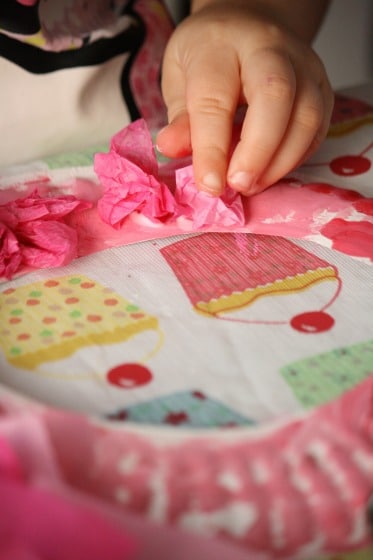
[
  {"xmin": 92, "ymin": 118, "xmax": 373, "ymax": 261},
  {"xmin": 94, "ymin": 119, "xmax": 245, "ymax": 229},
  {"xmin": 0, "ymin": 190, "xmax": 91, "ymax": 279},
  {"xmin": 2, "ymin": 106, "xmax": 373, "ymax": 280},
  {"xmin": 174, "ymin": 165, "xmax": 245, "ymax": 228}
]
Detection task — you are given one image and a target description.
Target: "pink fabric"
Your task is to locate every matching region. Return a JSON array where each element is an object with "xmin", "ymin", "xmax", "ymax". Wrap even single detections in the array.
[
  {"xmin": 129, "ymin": 0, "xmax": 174, "ymax": 129},
  {"xmin": 16, "ymin": 0, "xmax": 38, "ymax": 6}
]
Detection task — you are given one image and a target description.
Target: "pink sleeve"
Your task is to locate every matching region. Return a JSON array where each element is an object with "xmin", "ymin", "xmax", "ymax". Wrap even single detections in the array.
[{"xmin": 16, "ymin": 0, "xmax": 38, "ymax": 5}]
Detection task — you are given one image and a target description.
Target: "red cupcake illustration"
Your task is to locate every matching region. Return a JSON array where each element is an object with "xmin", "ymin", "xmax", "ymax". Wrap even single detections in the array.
[
  {"xmin": 161, "ymin": 233, "xmax": 342, "ymax": 333},
  {"xmin": 328, "ymin": 94, "xmax": 373, "ymax": 137},
  {"xmin": 301, "ymin": 94, "xmax": 373, "ymax": 179}
]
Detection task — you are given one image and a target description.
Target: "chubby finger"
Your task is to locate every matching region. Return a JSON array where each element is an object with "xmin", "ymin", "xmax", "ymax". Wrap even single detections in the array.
[
  {"xmin": 256, "ymin": 77, "xmax": 333, "ymax": 190},
  {"xmin": 183, "ymin": 47, "xmax": 241, "ymax": 195},
  {"xmin": 291, "ymin": 79, "xmax": 334, "ymax": 170},
  {"xmin": 227, "ymin": 48, "xmax": 296, "ymax": 194},
  {"xmin": 157, "ymin": 47, "xmax": 192, "ymax": 158},
  {"xmin": 156, "ymin": 113, "xmax": 192, "ymax": 159}
]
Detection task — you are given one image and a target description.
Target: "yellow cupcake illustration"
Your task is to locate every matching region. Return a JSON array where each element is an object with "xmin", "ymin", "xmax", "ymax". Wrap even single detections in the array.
[{"xmin": 0, "ymin": 275, "xmax": 162, "ymax": 388}]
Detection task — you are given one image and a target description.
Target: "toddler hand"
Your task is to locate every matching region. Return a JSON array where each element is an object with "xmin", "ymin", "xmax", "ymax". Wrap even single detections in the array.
[{"xmin": 156, "ymin": 1, "xmax": 334, "ymax": 196}]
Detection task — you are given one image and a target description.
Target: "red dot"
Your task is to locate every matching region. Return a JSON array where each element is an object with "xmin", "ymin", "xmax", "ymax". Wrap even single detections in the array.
[
  {"xmin": 87, "ymin": 314, "xmax": 102, "ymax": 322},
  {"xmin": 104, "ymin": 298, "xmax": 118, "ymax": 306},
  {"xmin": 330, "ymin": 155, "xmax": 371, "ymax": 176},
  {"xmin": 2, "ymin": 288, "xmax": 15, "ymax": 295},
  {"xmin": 222, "ymin": 422, "xmax": 239, "ymax": 429},
  {"xmin": 26, "ymin": 299, "xmax": 40, "ymax": 306},
  {"xmin": 9, "ymin": 318, "xmax": 21, "ymax": 325},
  {"xmin": 62, "ymin": 331, "xmax": 76, "ymax": 338},
  {"xmin": 43, "ymin": 317, "xmax": 56, "ymax": 324},
  {"xmin": 112, "ymin": 410, "xmax": 128, "ymax": 421},
  {"xmin": 81, "ymin": 282, "xmax": 95, "ymax": 289},
  {"xmin": 192, "ymin": 391, "xmax": 206, "ymax": 400},
  {"xmin": 290, "ymin": 311, "xmax": 334, "ymax": 333},
  {"xmin": 165, "ymin": 412, "xmax": 189, "ymax": 425},
  {"xmin": 107, "ymin": 364, "xmax": 153, "ymax": 388},
  {"xmin": 44, "ymin": 280, "xmax": 59, "ymax": 287},
  {"xmin": 17, "ymin": 333, "xmax": 30, "ymax": 341},
  {"xmin": 65, "ymin": 297, "xmax": 79, "ymax": 304},
  {"xmin": 130, "ymin": 312, "xmax": 145, "ymax": 320}
]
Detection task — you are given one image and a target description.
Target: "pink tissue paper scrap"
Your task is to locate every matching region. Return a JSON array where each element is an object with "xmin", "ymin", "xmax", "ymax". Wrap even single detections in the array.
[
  {"xmin": 0, "ymin": 376, "xmax": 373, "ymax": 559},
  {"xmin": 1, "ymin": 118, "xmax": 373, "ymax": 280},
  {"xmin": 94, "ymin": 118, "xmax": 245, "ymax": 229},
  {"xmin": 0, "ymin": 190, "xmax": 91, "ymax": 280}
]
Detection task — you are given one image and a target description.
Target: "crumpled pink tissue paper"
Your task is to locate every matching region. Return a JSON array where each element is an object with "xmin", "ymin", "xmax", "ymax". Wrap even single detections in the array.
[
  {"xmin": 0, "ymin": 191, "xmax": 91, "ymax": 279},
  {"xmin": 94, "ymin": 119, "xmax": 245, "ymax": 229},
  {"xmin": 174, "ymin": 165, "xmax": 245, "ymax": 228}
]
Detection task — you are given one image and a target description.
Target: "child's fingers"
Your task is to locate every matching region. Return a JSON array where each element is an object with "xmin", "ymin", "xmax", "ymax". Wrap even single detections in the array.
[
  {"xmin": 258, "ymin": 79, "xmax": 334, "ymax": 189},
  {"xmin": 156, "ymin": 113, "xmax": 192, "ymax": 159},
  {"xmin": 157, "ymin": 51, "xmax": 192, "ymax": 158},
  {"xmin": 159, "ymin": 9, "xmax": 334, "ymax": 198},
  {"xmin": 290, "ymin": 80, "xmax": 335, "ymax": 170},
  {"xmin": 160, "ymin": 41, "xmax": 239, "ymax": 195},
  {"xmin": 227, "ymin": 48, "xmax": 297, "ymax": 194},
  {"xmin": 185, "ymin": 47, "xmax": 240, "ymax": 195},
  {"xmin": 255, "ymin": 80, "xmax": 324, "ymax": 191}
]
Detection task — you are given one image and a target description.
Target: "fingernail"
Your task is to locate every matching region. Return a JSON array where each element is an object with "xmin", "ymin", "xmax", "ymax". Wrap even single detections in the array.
[
  {"xmin": 228, "ymin": 171, "xmax": 256, "ymax": 192},
  {"xmin": 200, "ymin": 172, "xmax": 223, "ymax": 195},
  {"xmin": 157, "ymin": 123, "xmax": 170, "ymax": 135},
  {"xmin": 155, "ymin": 125, "xmax": 168, "ymax": 147}
]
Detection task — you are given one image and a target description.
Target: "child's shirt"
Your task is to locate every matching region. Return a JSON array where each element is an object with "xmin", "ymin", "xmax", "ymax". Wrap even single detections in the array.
[{"xmin": 0, "ymin": 0, "xmax": 174, "ymax": 166}]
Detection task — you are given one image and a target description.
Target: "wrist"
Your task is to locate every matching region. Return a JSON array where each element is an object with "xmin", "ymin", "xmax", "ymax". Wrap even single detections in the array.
[
  {"xmin": 191, "ymin": 0, "xmax": 245, "ymax": 13},
  {"xmin": 190, "ymin": 0, "xmax": 330, "ymax": 44}
]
